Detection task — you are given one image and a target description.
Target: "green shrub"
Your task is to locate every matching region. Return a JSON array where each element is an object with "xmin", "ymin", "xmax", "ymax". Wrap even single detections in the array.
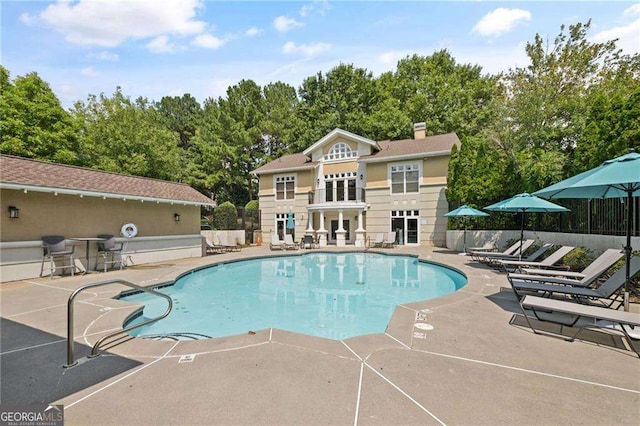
[
  {"xmin": 213, "ymin": 201, "xmax": 238, "ymax": 230},
  {"xmin": 245, "ymin": 200, "xmax": 259, "ymax": 216},
  {"xmin": 562, "ymin": 246, "xmax": 595, "ymax": 271}
]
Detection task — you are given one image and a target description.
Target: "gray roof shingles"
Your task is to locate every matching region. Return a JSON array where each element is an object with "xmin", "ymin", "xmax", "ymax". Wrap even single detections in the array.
[
  {"xmin": 252, "ymin": 153, "xmax": 315, "ymax": 174},
  {"xmin": 0, "ymin": 155, "xmax": 214, "ymax": 205}
]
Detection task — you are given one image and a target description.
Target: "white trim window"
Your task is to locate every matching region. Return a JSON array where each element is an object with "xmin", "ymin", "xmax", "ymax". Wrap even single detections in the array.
[
  {"xmin": 324, "ymin": 142, "xmax": 358, "ymax": 161},
  {"xmin": 390, "ymin": 163, "xmax": 420, "ymax": 194},
  {"xmin": 275, "ymin": 175, "xmax": 295, "ymax": 200}
]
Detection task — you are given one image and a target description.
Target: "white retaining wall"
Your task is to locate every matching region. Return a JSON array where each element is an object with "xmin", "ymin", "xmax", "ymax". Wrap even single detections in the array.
[{"xmin": 446, "ymin": 230, "xmax": 640, "ymax": 256}]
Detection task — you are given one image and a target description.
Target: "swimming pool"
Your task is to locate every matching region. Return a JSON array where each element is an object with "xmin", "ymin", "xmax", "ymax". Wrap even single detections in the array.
[{"xmin": 122, "ymin": 252, "xmax": 466, "ymax": 340}]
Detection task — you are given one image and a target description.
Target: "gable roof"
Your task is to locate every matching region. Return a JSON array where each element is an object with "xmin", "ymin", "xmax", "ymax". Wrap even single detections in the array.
[
  {"xmin": 251, "ymin": 153, "xmax": 315, "ymax": 175},
  {"xmin": 302, "ymin": 128, "xmax": 379, "ymax": 156},
  {"xmin": 0, "ymin": 155, "xmax": 215, "ymax": 207},
  {"xmin": 358, "ymin": 133, "xmax": 460, "ymax": 163}
]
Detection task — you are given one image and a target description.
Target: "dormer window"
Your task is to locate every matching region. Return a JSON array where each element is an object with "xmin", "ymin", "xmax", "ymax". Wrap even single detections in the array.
[{"xmin": 324, "ymin": 142, "xmax": 357, "ymax": 161}]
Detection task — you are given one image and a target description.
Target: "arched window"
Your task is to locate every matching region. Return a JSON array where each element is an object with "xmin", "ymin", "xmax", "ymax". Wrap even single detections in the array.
[{"xmin": 324, "ymin": 142, "xmax": 357, "ymax": 160}]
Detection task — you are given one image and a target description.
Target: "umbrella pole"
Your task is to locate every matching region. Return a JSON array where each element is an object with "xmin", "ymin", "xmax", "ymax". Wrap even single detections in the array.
[
  {"xmin": 463, "ymin": 220, "xmax": 467, "ymax": 254},
  {"xmin": 519, "ymin": 210, "xmax": 525, "ymax": 260},
  {"xmin": 624, "ymin": 190, "xmax": 633, "ymax": 311}
]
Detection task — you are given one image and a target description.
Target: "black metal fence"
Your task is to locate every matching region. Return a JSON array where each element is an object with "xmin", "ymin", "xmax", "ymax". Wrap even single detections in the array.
[
  {"xmin": 449, "ymin": 197, "xmax": 640, "ymax": 237},
  {"xmin": 236, "ymin": 206, "xmax": 261, "ymax": 243}
]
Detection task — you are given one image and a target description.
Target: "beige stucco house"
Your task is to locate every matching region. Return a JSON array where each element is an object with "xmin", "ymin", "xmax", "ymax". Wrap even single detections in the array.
[
  {"xmin": 252, "ymin": 123, "xmax": 460, "ymax": 247},
  {"xmin": 0, "ymin": 155, "xmax": 216, "ymax": 281}
]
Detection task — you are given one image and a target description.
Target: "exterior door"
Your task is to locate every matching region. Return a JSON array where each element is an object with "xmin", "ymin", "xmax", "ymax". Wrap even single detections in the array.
[{"xmin": 330, "ymin": 220, "xmax": 350, "ymax": 242}]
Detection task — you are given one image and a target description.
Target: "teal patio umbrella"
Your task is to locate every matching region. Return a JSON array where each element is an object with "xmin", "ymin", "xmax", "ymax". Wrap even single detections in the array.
[
  {"xmin": 534, "ymin": 150, "xmax": 640, "ymax": 309},
  {"xmin": 485, "ymin": 193, "xmax": 569, "ymax": 258},
  {"xmin": 286, "ymin": 211, "xmax": 295, "ymax": 230},
  {"xmin": 444, "ymin": 205, "xmax": 489, "ymax": 254}
]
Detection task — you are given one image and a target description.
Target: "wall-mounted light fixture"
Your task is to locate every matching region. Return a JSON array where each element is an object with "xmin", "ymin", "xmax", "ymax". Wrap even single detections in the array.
[
  {"xmin": 316, "ymin": 178, "xmax": 320, "ymax": 185},
  {"xmin": 360, "ymin": 174, "xmax": 363, "ymax": 180},
  {"xmin": 8, "ymin": 206, "xmax": 19, "ymax": 219},
  {"xmin": 174, "ymin": 213, "xmax": 181, "ymax": 222}
]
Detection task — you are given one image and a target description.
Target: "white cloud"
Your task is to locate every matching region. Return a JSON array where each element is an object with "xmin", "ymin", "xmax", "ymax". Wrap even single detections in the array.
[
  {"xmin": 274, "ymin": 16, "xmax": 303, "ymax": 33},
  {"xmin": 591, "ymin": 4, "xmax": 640, "ymax": 54},
  {"xmin": 19, "ymin": 12, "xmax": 34, "ymax": 25},
  {"xmin": 473, "ymin": 8, "xmax": 531, "ymax": 37},
  {"xmin": 300, "ymin": 5, "xmax": 312, "ymax": 18},
  {"xmin": 245, "ymin": 27, "xmax": 262, "ymax": 37},
  {"xmin": 88, "ymin": 51, "xmax": 120, "ymax": 62},
  {"xmin": 282, "ymin": 41, "xmax": 331, "ymax": 56},
  {"xmin": 191, "ymin": 34, "xmax": 226, "ymax": 49},
  {"xmin": 146, "ymin": 35, "xmax": 178, "ymax": 53},
  {"xmin": 37, "ymin": 0, "xmax": 205, "ymax": 47},
  {"xmin": 80, "ymin": 66, "xmax": 99, "ymax": 77}
]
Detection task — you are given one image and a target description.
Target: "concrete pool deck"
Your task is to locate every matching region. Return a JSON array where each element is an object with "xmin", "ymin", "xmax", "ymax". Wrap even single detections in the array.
[{"xmin": 1, "ymin": 246, "xmax": 638, "ymax": 425}]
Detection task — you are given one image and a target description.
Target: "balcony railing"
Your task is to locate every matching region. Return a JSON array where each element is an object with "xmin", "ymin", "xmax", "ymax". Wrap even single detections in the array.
[{"xmin": 308, "ymin": 187, "xmax": 366, "ymax": 204}]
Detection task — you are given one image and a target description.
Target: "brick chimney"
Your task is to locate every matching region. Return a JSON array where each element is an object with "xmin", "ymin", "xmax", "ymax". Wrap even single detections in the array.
[{"xmin": 413, "ymin": 122, "xmax": 426, "ymax": 139}]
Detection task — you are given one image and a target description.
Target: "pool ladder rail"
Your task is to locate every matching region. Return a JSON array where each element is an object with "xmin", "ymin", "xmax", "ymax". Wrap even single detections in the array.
[{"xmin": 65, "ymin": 278, "xmax": 173, "ymax": 368}]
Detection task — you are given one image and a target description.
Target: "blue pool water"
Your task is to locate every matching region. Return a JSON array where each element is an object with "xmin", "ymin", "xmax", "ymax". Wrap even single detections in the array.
[{"xmin": 123, "ymin": 253, "xmax": 466, "ymax": 340}]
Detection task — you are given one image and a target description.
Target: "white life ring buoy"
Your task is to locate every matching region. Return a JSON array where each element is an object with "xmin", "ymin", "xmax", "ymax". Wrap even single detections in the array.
[{"xmin": 121, "ymin": 223, "xmax": 138, "ymax": 238}]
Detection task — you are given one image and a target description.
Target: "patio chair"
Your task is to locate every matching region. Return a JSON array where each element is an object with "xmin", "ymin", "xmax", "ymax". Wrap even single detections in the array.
[
  {"xmin": 95, "ymin": 234, "xmax": 123, "ymax": 272},
  {"xmin": 218, "ymin": 234, "xmax": 240, "ymax": 252},
  {"xmin": 508, "ymin": 256, "xmax": 640, "ymax": 308},
  {"xmin": 283, "ymin": 234, "xmax": 298, "ymax": 250},
  {"xmin": 496, "ymin": 246, "xmax": 576, "ymax": 272},
  {"xmin": 301, "ymin": 234, "xmax": 317, "ymax": 249},
  {"xmin": 518, "ymin": 295, "xmax": 640, "ymax": 357},
  {"xmin": 270, "ymin": 234, "xmax": 284, "ymax": 250},
  {"xmin": 205, "ymin": 238, "xmax": 224, "ymax": 254},
  {"xmin": 383, "ymin": 232, "xmax": 397, "ymax": 248},
  {"xmin": 516, "ymin": 248, "xmax": 624, "ymax": 281},
  {"xmin": 508, "ymin": 248, "xmax": 624, "ymax": 288},
  {"xmin": 486, "ymin": 243, "xmax": 553, "ymax": 268},
  {"xmin": 478, "ymin": 239, "xmax": 537, "ymax": 263},
  {"xmin": 370, "ymin": 233, "xmax": 384, "ymax": 248},
  {"xmin": 40, "ymin": 235, "xmax": 76, "ymax": 279},
  {"xmin": 470, "ymin": 240, "xmax": 523, "ymax": 262}
]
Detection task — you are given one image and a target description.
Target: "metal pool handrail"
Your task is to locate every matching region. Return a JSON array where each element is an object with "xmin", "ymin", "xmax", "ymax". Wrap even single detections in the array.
[{"xmin": 65, "ymin": 278, "xmax": 173, "ymax": 367}]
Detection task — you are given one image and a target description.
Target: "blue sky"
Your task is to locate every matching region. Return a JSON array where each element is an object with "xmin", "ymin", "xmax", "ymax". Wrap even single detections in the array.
[{"xmin": 2, "ymin": 1, "xmax": 639, "ymax": 108}]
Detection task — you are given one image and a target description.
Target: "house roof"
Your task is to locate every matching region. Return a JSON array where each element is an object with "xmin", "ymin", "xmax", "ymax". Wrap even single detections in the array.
[
  {"xmin": 253, "ymin": 132, "xmax": 460, "ymax": 174},
  {"xmin": 358, "ymin": 133, "xmax": 460, "ymax": 163},
  {"xmin": 302, "ymin": 128, "xmax": 379, "ymax": 157},
  {"xmin": 0, "ymin": 155, "xmax": 216, "ymax": 207},
  {"xmin": 251, "ymin": 153, "xmax": 316, "ymax": 175}
]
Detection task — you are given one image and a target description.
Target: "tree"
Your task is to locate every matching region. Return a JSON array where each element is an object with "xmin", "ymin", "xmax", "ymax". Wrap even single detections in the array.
[
  {"xmin": 296, "ymin": 64, "xmax": 382, "ymax": 148},
  {"xmin": 213, "ymin": 201, "xmax": 238, "ymax": 230},
  {"xmin": 155, "ymin": 93, "xmax": 202, "ymax": 149},
  {"xmin": 492, "ymin": 21, "xmax": 635, "ymax": 191},
  {"xmin": 0, "ymin": 66, "xmax": 80, "ymax": 164},
  {"xmin": 183, "ymin": 98, "xmax": 236, "ymax": 201},
  {"xmin": 71, "ymin": 88, "xmax": 181, "ymax": 180},
  {"xmin": 390, "ymin": 51, "xmax": 499, "ymax": 139}
]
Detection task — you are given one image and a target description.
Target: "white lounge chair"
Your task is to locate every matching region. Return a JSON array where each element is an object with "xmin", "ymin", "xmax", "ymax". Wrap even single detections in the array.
[
  {"xmin": 283, "ymin": 234, "xmax": 298, "ymax": 250},
  {"xmin": 270, "ymin": 234, "xmax": 284, "ymax": 250},
  {"xmin": 370, "ymin": 233, "xmax": 384, "ymax": 248},
  {"xmin": 383, "ymin": 232, "xmax": 397, "ymax": 248}
]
